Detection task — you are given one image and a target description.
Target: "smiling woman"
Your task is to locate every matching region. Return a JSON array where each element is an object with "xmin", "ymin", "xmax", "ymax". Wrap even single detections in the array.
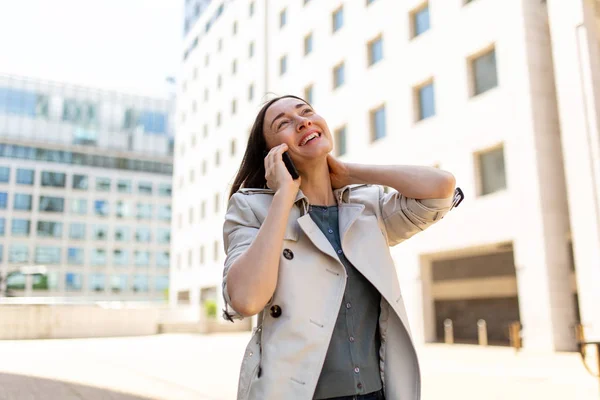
[{"xmin": 223, "ymin": 95, "xmax": 457, "ymax": 400}]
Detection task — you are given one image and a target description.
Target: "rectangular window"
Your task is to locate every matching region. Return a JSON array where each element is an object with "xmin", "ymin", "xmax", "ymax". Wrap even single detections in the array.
[
  {"xmin": 69, "ymin": 223, "xmax": 86, "ymax": 240},
  {"xmin": 37, "ymin": 221, "xmax": 63, "ymax": 238},
  {"xmin": 92, "ymin": 224, "xmax": 108, "ymax": 241},
  {"xmin": 0, "ymin": 167, "xmax": 9, "ymax": 183},
  {"xmin": 411, "ymin": 3, "xmax": 430, "ymax": 38},
  {"xmin": 248, "ymin": 84, "xmax": 255, "ymax": 101},
  {"xmin": 215, "ymin": 193, "xmax": 221, "ymax": 213},
  {"xmin": 416, "ymin": 80, "xmax": 435, "ymax": 121},
  {"xmin": 137, "ymin": 203, "xmax": 153, "ymax": 220},
  {"xmin": 158, "ymin": 183, "xmax": 172, "ymax": 197},
  {"xmin": 304, "ymin": 85, "xmax": 314, "ymax": 104},
  {"xmin": 39, "ymin": 196, "xmax": 64, "ymax": 213},
  {"xmin": 335, "ymin": 126, "xmax": 347, "ymax": 156},
  {"xmin": 9, "ymin": 244, "xmax": 29, "ymax": 263},
  {"xmin": 96, "ymin": 177, "xmax": 111, "ymax": 191},
  {"xmin": 201, "ymin": 201, "xmax": 206, "ymax": 219},
  {"xmin": 68, "ymin": 248, "xmax": 85, "ymax": 265},
  {"xmin": 94, "ymin": 200, "xmax": 109, "ymax": 217},
  {"xmin": 231, "ymin": 99, "xmax": 237, "ymax": 115},
  {"xmin": 333, "ymin": 62, "xmax": 345, "ymax": 89},
  {"xmin": 91, "ymin": 249, "xmax": 107, "ymax": 266},
  {"xmin": 65, "ymin": 273, "xmax": 83, "ymax": 291},
  {"xmin": 249, "ymin": 41, "xmax": 254, "ymax": 58},
  {"xmin": 188, "ymin": 249, "xmax": 193, "ymax": 267},
  {"xmin": 158, "ymin": 205, "xmax": 171, "ymax": 221},
  {"xmin": 332, "ymin": 6, "xmax": 344, "ymax": 32},
  {"xmin": 111, "ymin": 274, "xmax": 128, "ymax": 293},
  {"xmin": 41, "ymin": 171, "xmax": 66, "ymax": 187},
  {"xmin": 157, "ymin": 228, "xmax": 170, "ymax": 244},
  {"xmin": 471, "ymin": 47, "xmax": 498, "ymax": 96},
  {"xmin": 89, "ymin": 273, "xmax": 106, "ymax": 292},
  {"xmin": 135, "ymin": 251, "xmax": 151, "ymax": 267},
  {"xmin": 70, "ymin": 199, "xmax": 87, "ymax": 215},
  {"xmin": 14, "ymin": 193, "xmax": 32, "ymax": 210},
  {"xmin": 370, "ymin": 105, "xmax": 387, "ymax": 142},
  {"xmin": 133, "ymin": 275, "xmax": 149, "ymax": 292},
  {"xmin": 72, "ymin": 174, "xmax": 88, "ymax": 190},
  {"xmin": 135, "ymin": 226, "xmax": 152, "ymax": 243},
  {"xmin": 478, "ymin": 146, "xmax": 507, "ymax": 195},
  {"xmin": 113, "ymin": 249, "xmax": 129, "ymax": 266},
  {"xmin": 0, "ymin": 192, "xmax": 7, "ymax": 209},
  {"xmin": 214, "ymin": 240, "xmax": 220, "ymax": 261},
  {"xmin": 116, "ymin": 201, "xmax": 131, "ymax": 218},
  {"xmin": 114, "ymin": 226, "xmax": 130, "ymax": 242},
  {"xmin": 16, "ymin": 169, "xmax": 34, "ymax": 185},
  {"xmin": 138, "ymin": 181, "xmax": 152, "ymax": 195},
  {"xmin": 11, "ymin": 219, "xmax": 30, "ymax": 236},
  {"xmin": 280, "ymin": 55, "xmax": 287, "ymax": 76},
  {"xmin": 155, "ymin": 276, "xmax": 169, "ymax": 291},
  {"xmin": 249, "ymin": 1, "xmax": 255, "ymax": 16},
  {"xmin": 304, "ymin": 33, "xmax": 313, "ymax": 56},
  {"xmin": 0, "ymin": 218, "xmax": 4, "ymax": 236},
  {"xmin": 117, "ymin": 179, "xmax": 132, "ymax": 193},
  {"xmin": 157, "ymin": 251, "xmax": 170, "ymax": 268},
  {"xmin": 368, "ymin": 35, "xmax": 383, "ymax": 66},
  {"xmin": 280, "ymin": 8, "xmax": 287, "ymax": 28},
  {"xmin": 35, "ymin": 246, "xmax": 61, "ymax": 264}
]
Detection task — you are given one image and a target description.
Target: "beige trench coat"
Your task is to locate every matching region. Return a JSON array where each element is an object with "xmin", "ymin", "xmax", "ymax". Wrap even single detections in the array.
[{"xmin": 222, "ymin": 184, "xmax": 454, "ymax": 400}]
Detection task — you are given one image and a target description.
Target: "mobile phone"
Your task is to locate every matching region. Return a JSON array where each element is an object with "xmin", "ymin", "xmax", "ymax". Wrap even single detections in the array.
[{"xmin": 282, "ymin": 151, "xmax": 300, "ymax": 180}]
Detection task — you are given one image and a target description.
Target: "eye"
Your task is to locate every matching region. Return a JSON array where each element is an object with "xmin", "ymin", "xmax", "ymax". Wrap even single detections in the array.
[
  {"xmin": 302, "ymin": 108, "xmax": 313, "ymax": 115},
  {"xmin": 277, "ymin": 120, "xmax": 289, "ymax": 130}
]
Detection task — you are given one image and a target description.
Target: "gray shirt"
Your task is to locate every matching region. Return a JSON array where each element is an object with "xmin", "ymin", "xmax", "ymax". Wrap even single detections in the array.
[{"xmin": 309, "ymin": 205, "xmax": 383, "ymax": 399}]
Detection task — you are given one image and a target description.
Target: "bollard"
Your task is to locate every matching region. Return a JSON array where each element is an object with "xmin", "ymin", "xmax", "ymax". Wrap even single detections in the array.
[
  {"xmin": 509, "ymin": 321, "xmax": 522, "ymax": 352},
  {"xmin": 444, "ymin": 319, "xmax": 454, "ymax": 344},
  {"xmin": 477, "ymin": 319, "xmax": 488, "ymax": 346}
]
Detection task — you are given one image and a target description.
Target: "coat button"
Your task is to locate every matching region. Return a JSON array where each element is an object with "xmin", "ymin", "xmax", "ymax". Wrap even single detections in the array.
[
  {"xmin": 283, "ymin": 248, "xmax": 294, "ymax": 260},
  {"xmin": 270, "ymin": 305, "xmax": 282, "ymax": 318}
]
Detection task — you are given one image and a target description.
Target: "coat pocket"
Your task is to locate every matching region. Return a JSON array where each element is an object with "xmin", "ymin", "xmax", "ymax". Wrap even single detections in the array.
[{"xmin": 237, "ymin": 328, "xmax": 262, "ymax": 400}]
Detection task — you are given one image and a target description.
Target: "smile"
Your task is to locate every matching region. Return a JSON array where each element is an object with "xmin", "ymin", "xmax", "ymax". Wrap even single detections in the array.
[{"xmin": 299, "ymin": 131, "xmax": 321, "ymax": 146}]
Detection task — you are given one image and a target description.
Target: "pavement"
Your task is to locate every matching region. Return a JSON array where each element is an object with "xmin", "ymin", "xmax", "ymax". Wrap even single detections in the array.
[{"xmin": 0, "ymin": 333, "xmax": 597, "ymax": 400}]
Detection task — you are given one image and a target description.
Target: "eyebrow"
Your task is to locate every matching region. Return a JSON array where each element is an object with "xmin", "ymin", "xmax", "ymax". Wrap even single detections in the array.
[{"xmin": 270, "ymin": 103, "xmax": 310, "ymax": 131}]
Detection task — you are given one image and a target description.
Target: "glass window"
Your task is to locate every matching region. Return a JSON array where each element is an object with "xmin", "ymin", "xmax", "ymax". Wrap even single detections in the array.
[
  {"xmin": 96, "ymin": 177, "xmax": 111, "ymax": 191},
  {"xmin": 135, "ymin": 226, "xmax": 152, "ymax": 243},
  {"xmin": 138, "ymin": 181, "xmax": 152, "ymax": 195},
  {"xmin": 72, "ymin": 174, "xmax": 88, "ymax": 190},
  {"xmin": 117, "ymin": 179, "xmax": 132, "ymax": 193},
  {"xmin": 16, "ymin": 168, "xmax": 34, "ymax": 185},
  {"xmin": 13, "ymin": 193, "xmax": 31, "ymax": 210},
  {"xmin": 39, "ymin": 196, "xmax": 64, "ymax": 213},
  {"xmin": 0, "ymin": 166, "xmax": 9, "ymax": 183},
  {"xmin": 279, "ymin": 8, "xmax": 287, "ymax": 28},
  {"xmin": 479, "ymin": 146, "xmax": 507, "ymax": 195},
  {"xmin": 37, "ymin": 221, "xmax": 63, "ymax": 238},
  {"xmin": 472, "ymin": 48, "xmax": 498, "ymax": 96},
  {"xmin": 69, "ymin": 223, "xmax": 86, "ymax": 240},
  {"xmin": 116, "ymin": 201, "xmax": 131, "ymax": 218},
  {"xmin": 371, "ymin": 106, "xmax": 386, "ymax": 141},
  {"xmin": 0, "ymin": 245, "xmax": 3, "ymax": 262},
  {"xmin": 135, "ymin": 251, "xmax": 151, "ymax": 267},
  {"xmin": 249, "ymin": 41, "xmax": 254, "ymax": 58},
  {"xmin": 304, "ymin": 33, "xmax": 313, "ymax": 56},
  {"xmin": 249, "ymin": 1, "xmax": 255, "ymax": 16},
  {"xmin": 280, "ymin": 55, "xmax": 287, "ymax": 76},
  {"xmin": 91, "ymin": 249, "xmax": 107, "ymax": 266},
  {"xmin": 249, "ymin": 83, "xmax": 254, "ymax": 101},
  {"xmin": 0, "ymin": 218, "xmax": 5, "ymax": 236},
  {"xmin": 368, "ymin": 36, "xmax": 383, "ymax": 65},
  {"xmin": 111, "ymin": 275, "xmax": 127, "ymax": 293},
  {"xmin": 137, "ymin": 203, "xmax": 153, "ymax": 220},
  {"xmin": 214, "ymin": 240, "xmax": 220, "ymax": 261},
  {"xmin": 0, "ymin": 192, "xmax": 7, "ymax": 209},
  {"xmin": 113, "ymin": 249, "xmax": 129, "ymax": 266},
  {"xmin": 332, "ymin": 6, "xmax": 344, "ymax": 32},
  {"xmin": 94, "ymin": 200, "xmax": 109, "ymax": 217},
  {"xmin": 41, "ymin": 171, "xmax": 66, "ymax": 187},
  {"xmin": 155, "ymin": 276, "xmax": 169, "ymax": 291},
  {"xmin": 335, "ymin": 126, "xmax": 347, "ymax": 156},
  {"xmin": 417, "ymin": 82, "xmax": 435, "ymax": 121},
  {"xmin": 11, "ymin": 219, "xmax": 30, "ymax": 236},
  {"xmin": 304, "ymin": 85, "xmax": 314, "ymax": 104},
  {"xmin": 157, "ymin": 251, "xmax": 170, "ymax": 267},
  {"xmin": 158, "ymin": 183, "xmax": 172, "ymax": 197},
  {"xmin": 334, "ymin": 63, "xmax": 345, "ymax": 89},
  {"xmin": 89, "ymin": 273, "xmax": 106, "ymax": 292},
  {"xmin": 412, "ymin": 4, "xmax": 430, "ymax": 37},
  {"xmin": 70, "ymin": 199, "xmax": 87, "ymax": 215},
  {"xmin": 115, "ymin": 226, "xmax": 131, "ymax": 242},
  {"xmin": 35, "ymin": 246, "xmax": 61, "ymax": 264},
  {"xmin": 92, "ymin": 224, "xmax": 108, "ymax": 240},
  {"xmin": 65, "ymin": 272, "xmax": 83, "ymax": 291},
  {"xmin": 68, "ymin": 248, "xmax": 85, "ymax": 265},
  {"xmin": 9, "ymin": 244, "xmax": 29, "ymax": 263},
  {"xmin": 132, "ymin": 275, "xmax": 149, "ymax": 292}
]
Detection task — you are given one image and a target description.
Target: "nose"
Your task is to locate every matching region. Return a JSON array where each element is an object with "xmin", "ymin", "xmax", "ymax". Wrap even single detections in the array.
[{"xmin": 296, "ymin": 116, "xmax": 312, "ymax": 132}]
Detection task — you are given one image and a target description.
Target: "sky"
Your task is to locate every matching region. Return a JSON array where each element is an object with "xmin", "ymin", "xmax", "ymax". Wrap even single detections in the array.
[{"xmin": 0, "ymin": 0, "xmax": 183, "ymax": 96}]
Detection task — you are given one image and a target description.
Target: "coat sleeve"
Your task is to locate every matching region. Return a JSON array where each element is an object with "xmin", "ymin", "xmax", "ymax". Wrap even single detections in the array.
[
  {"xmin": 378, "ymin": 186, "xmax": 454, "ymax": 247},
  {"xmin": 221, "ymin": 193, "xmax": 261, "ymax": 321}
]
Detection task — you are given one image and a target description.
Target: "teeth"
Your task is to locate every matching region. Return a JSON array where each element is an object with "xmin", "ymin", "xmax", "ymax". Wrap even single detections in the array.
[{"xmin": 301, "ymin": 133, "xmax": 319, "ymax": 146}]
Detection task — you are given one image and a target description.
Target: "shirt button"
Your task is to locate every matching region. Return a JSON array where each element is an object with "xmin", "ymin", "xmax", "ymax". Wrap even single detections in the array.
[
  {"xmin": 354, "ymin": 367, "xmax": 360, "ymax": 373},
  {"xmin": 328, "ymin": 229, "xmax": 333, "ymax": 234},
  {"xmin": 349, "ymin": 336, "xmax": 355, "ymax": 342},
  {"xmin": 346, "ymin": 302, "xmax": 352, "ymax": 309},
  {"xmin": 337, "ymin": 249, "xmax": 342, "ymax": 254},
  {"xmin": 357, "ymin": 382, "xmax": 363, "ymax": 390}
]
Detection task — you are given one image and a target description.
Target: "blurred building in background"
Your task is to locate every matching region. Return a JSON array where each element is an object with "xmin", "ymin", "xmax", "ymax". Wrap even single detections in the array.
[
  {"xmin": 0, "ymin": 74, "xmax": 174, "ymax": 301},
  {"xmin": 172, "ymin": 0, "xmax": 600, "ymax": 351}
]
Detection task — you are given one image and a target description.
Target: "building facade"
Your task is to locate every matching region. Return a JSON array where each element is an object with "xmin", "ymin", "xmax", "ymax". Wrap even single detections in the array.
[
  {"xmin": 173, "ymin": 0, "xmax": 600, "ymax": 351},
  {"xmin": 0, "ymin": 75, "xmax": 174, "ymax": 301}
]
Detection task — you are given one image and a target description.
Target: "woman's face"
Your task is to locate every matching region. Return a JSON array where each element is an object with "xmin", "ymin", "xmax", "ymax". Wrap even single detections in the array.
[{"xmin": 263, "ymin": 97, "xmax": 333, "ymax": 166}]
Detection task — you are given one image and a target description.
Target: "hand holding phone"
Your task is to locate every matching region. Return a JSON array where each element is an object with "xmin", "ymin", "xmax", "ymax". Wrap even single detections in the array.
[{"xmin": 281, "ymin": 152, "xmax": 300, "ymax": 180}]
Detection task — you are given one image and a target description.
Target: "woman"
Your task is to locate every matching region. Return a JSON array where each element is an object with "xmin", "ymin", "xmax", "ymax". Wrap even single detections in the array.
[{"xmin": 222, "ymin": 95, "xmax": 456, "ymax": 400}]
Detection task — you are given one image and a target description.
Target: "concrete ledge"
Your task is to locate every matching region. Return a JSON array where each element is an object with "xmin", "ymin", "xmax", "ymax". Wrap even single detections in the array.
[{"xmin": 158, "ymin": 318, "xmax": 252, "ymax": 335}]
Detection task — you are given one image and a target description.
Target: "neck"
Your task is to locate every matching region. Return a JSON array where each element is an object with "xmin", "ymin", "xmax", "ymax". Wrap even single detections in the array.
[{"xmin": 299, "ymin": 157, "xmax": 336, "ymax": 206}]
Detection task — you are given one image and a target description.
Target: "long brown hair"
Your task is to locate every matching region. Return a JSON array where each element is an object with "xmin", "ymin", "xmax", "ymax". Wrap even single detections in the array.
[{"xmin": 229, "ymin": 94, "xmax": 309, "ymax": 198}]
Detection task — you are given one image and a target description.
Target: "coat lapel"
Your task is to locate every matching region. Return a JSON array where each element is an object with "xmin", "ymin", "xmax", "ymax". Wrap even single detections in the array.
[
  {"xmin": 339, "ymin": 204, "xmax": 365, "ymax": 246},
  {"xmin": 297, "ymin": 214, "xmax": 340, "ymax": 262}
]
